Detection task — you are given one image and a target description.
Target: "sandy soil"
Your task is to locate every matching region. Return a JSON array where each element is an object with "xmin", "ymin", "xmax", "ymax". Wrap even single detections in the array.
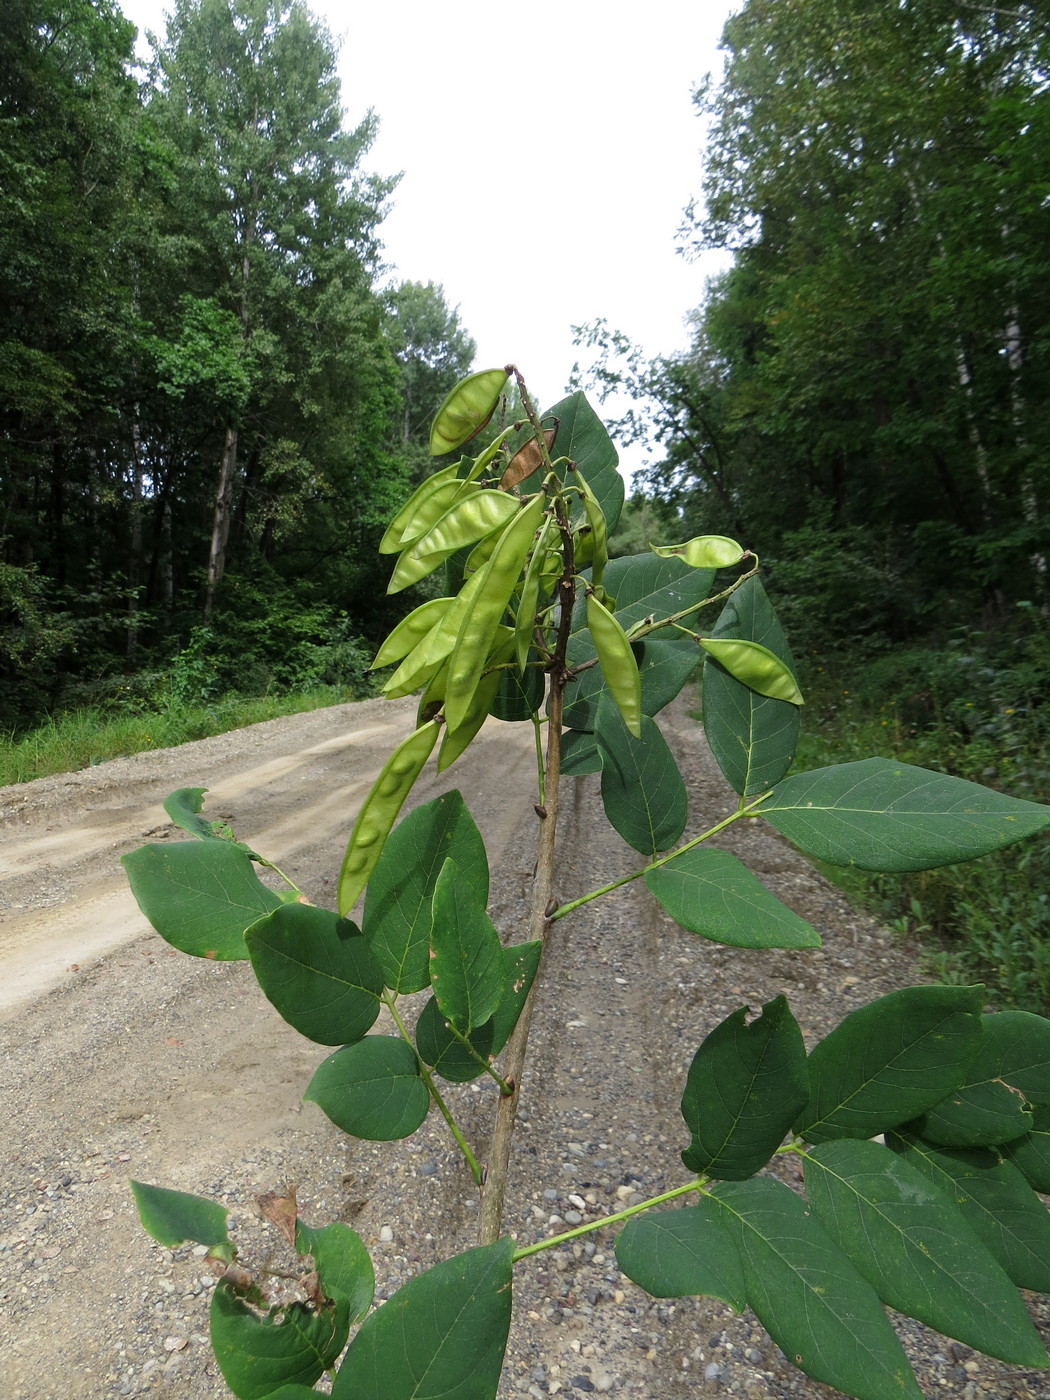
[{"xmin": 0, "ymin": 694, "xmax": 1046, "ymax": 1400}]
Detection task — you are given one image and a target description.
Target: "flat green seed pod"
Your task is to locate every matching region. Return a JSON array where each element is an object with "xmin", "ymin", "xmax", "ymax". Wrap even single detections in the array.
[{"xmin": 430, "ymin": 369, "xmax": 509, "ymax": 456}]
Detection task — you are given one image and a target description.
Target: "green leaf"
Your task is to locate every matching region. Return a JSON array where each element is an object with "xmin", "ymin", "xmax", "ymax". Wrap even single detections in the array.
[
  {"xmin": 646, "ymin": 847, "xmax": 820, "ymax": 950},
  {"xmin": 560, "ymin": 728, "xmax": 601, "ymax": 775},
  {"xmin": 614, "ymin": 1200, "xmax": 746, "ymax": 1307},
  {"xmin": 680, "ymin": 996, "xmax": 808, "ymax": 1179},
  {"xmin": 795, "ymin": 985, "xmax": 985, "ymax": 1145},
  {"xmin": 295, "ymin": 1221, "xmax": 374, "ymax": 1326},
  {"xmin": 703, "ymin": 577, "xmax": 800, "ymax": 796},
  {"xmin": 595, "ymin": 694, "xmax": 687, "ymax": 856},
  {"xmin": 758, "ymin": 759, "xmax": 1050, "ymax": 871},
  {"xmin": 429, "ymin": 859, "xmax": 505, "ymax": 1034},
  {"xmin": 162, "ymin": 786, "xmax": 262, "ymax": 859},
  {"xmin": 710, "ymin": 1178, "xmax": 923, "ymax": 1400},
  {"xmin": 916, "ymin": 1009, "xmax": 1050, "ymax": 1148},
  {"xmin": 210, "ymin": 1279, "xmax": 349, "ymax": 1400},
  {"xmin": 1002, "ymin": 1104, "xmax": 1050, "ymax": 1192},
  {"xmin": 245, "ymin": 905, "xmax": 383, "ymax": 1046},
  {"xmin": 490, "ymin": 651, "xmax": 545, "ymax": 721},
  {"xmin": 130, "ymin": 1181, "xmax": 229, "ymax": 1249},
  {"xmin": 333, "ymin": 1239, "xmax": 514, "ymax": 1400},
  {"xmin": 253, "ymin": 1388, "xmax": 319, "ymax": 1400},
  {"xmin": 362, "ymin": 792, "xmax": 488, "ymax": 993},
  {"xmin": 488, "ymin": 940, "xmax": 541, "ymax": 1053},
  {"xmin": 415, "ymin": 997, "xmax": 495, "ymax": 1082},
  {"xmin": 415, "ymin": 941, "xmax": 541, "ymax": 1082},
  {"xmin": 122, "ymin": 842, "xmax": 283, "ymax": 960},
  {"xmin": 304, "ymin": 1037, "xmax": 430, "ymax": 1142},
  {"xmin": 805, "ymin": 1140, "xmax": 1048, "ymax": 1367},
  {"xmin": 163, "ymin": 787, "xmax": 218, "ymax": 841},
  {"xmin": 887, "ymin": 1131, "xmax": 1050, "ymax": 1292},
  {"xmin": 542, "ymin": 391, "xmax": 624, "ymax": 531},
  {"xmin": 562, "ymin": 637, "xmax": 697, "ymax": 733}
]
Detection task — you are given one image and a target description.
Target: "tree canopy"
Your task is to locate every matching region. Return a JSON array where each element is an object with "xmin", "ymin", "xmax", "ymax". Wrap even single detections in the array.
[
  {"xmin": 0, "ymin": 0, "xmax": 475, "ymax": 728},
  {"xmin": 587, "ymin": 0, "xmax": 1050, "ymax": 649}
]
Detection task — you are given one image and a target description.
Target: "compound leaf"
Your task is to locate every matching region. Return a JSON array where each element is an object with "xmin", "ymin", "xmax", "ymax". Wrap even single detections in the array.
[
  {"xmin": 333, "ymin": 1239, "xmax": 513, "ymax": 1400},
  {"xmin": 646, "ymin": 847, "xmax": 820, "ymax": 949},
  {"xmin": 614, "ymin": 1200, "xmax": 746, "ymax": 1308},
  {"xmin": 758, "ymin": 760, "xmax": 1050, "ymax": 871},
  {"xmin": 805, "ymin": 1140, "xmax": 1048, "ymax": 1366},
  {"xmin": 305, "ymin": 1037, "xmax": 429, "ymax": 1142},
  {"xmin": 122, "ymin": 841, "xmax": 282, "ymax": 960},
  {"xmin": 680, "ymin": 996, "xmax": 808, "ymax": 1178},
  {"xmin": 245, "ymin": 905, "xmax": 383, "ymax": 1046},
  {"xmin": 794, "ymin": 985, "xmax": 985, "ymax": 1145}
]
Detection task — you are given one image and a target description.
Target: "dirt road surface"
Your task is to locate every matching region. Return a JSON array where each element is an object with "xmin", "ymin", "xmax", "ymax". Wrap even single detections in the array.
[{"xmin": 1, "ymin": 694, "xmax": 1047, "ymax": 1400}]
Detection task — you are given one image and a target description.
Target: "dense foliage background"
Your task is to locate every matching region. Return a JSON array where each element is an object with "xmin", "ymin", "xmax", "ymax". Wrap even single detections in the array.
[
  {"xmin": 4, "ymin": 0, "xmax": 1049, "ymax": 1003},
  {"xmin": 0, "ymin": 0, "xmax": 475, "ymax": 733},
  {"xmin": 574, "ymin": 0, "xmax": 1050, "ymax": 1007}
]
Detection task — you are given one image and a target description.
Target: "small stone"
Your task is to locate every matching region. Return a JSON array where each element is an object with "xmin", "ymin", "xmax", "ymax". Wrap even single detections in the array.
[
  {"xmin": 592, "ymin": 1371, "xmax": 613, "ymax": 1393},
  {"xmin": 571, "ymin": 1377, "xmax": 595, "ymax": 1392},
  {"xmin": 378, "ymin": 1226, "xmax": 394, "ymax": 1243},
  {"xmin": 564, "ymin": 1210, "xmax": 583, "ymax": 1226},
  {"xmin": 163, "ymin": 1337, "xmax": 188, "ymax": 1353},
  {"xmin": 704, "ymin": 1362, "xmax": 723, "ymax": 1382}
]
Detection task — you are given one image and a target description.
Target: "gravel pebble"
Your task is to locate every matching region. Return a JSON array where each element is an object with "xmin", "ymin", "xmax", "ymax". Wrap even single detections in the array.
[{"xmin": 0, "ymin": 694, "xmax": 1047, "ymax": 1399}]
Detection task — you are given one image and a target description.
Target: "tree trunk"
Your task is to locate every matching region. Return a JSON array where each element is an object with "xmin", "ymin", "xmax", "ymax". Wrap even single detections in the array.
[
  {"xmin": 127, "ymin": 412, "xmax": 145, "ymax": 656},
  {"xmin": 204, "ymin": 426, "xmax": 239, "ymax": 619}
]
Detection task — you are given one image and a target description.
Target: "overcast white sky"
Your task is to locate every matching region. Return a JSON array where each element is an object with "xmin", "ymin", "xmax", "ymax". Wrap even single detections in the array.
[{"xmin": 120, "ymin": 0, "xmax": 737, "ymax": 473}]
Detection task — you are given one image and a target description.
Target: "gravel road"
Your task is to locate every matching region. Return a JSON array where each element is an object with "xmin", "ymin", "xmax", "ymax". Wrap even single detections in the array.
[{"xmin": 1, "ymin": 693, "xmax": 1047, "ymax": 1400}]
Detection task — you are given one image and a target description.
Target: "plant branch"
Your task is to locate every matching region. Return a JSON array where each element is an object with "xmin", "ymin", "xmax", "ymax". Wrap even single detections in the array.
[
  {"xmin": 444, "ymin": 1019, "xmax": 513, "ymax": 1095},
  {"xmin": 511, "ymin": 1178, "xmax": 706, "ymax": 1262},
  {"xmin": 384, "ymin": 994, "xmax": 483, "ymax": 1185},
  {"xmin": 477, "ymin": 475, "xmax": 576, "ymax": 1245},
  {"xmin": 549, "ymin": 792, "xmax": 772, "ymax": 922}
]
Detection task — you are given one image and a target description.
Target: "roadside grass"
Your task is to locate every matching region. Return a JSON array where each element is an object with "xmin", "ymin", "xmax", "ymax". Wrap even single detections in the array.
[
  {"xmin": 0, "ymin": 684, "xmax": 362, "ymax": 788},
  {"xmin": 792, "ymin": 634, "xmax": 1050, "ymax": 1013}
]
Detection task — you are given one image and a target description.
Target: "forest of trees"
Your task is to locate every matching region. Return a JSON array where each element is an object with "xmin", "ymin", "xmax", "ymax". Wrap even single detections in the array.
[
  {"xmin": 582, "ymin": 0, "xmax": 1049, "ymax": 662},
  {"xmin": 4, "ymin": 0, "xmax": 1050, "ymax": 753},
  {"xmin": 0, "ymin": 0, "xmax": 475, "ymax": 731}
]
